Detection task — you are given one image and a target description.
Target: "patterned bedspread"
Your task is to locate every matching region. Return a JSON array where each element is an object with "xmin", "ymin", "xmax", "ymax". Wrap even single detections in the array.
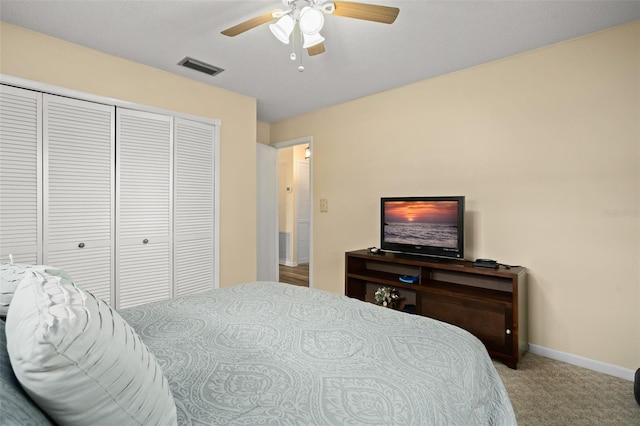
[{"xmin": 119, "ymin": 282, "xmax": 516, "ymax": 425}]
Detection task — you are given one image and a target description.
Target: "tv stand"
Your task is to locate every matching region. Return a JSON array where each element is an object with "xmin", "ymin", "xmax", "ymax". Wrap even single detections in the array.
[{"xmin": 345, "ymin": 249, "xmax": 527, "ymax": 369}]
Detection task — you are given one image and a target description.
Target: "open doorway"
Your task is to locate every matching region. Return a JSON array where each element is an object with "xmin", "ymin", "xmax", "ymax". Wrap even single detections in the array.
[{"xmin": 274, "ymin": 138, "xmax": 312, "ymax": 287}]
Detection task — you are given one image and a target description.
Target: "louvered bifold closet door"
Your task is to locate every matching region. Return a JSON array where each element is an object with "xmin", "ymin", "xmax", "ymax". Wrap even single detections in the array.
[
  {"xmin": 43, "ymin": 94, "xmax": 115, "ymax": 304},
  {"xmin": 0, "ymin": 85, "xmax": 42, "ymax": 265},
  {"xmin": 116, "ymin": 109, "xmax": 172, "ymax": 309},
  {"xmin": 174, "ymin": 118, "xmax": 216, "ymax": 296}
]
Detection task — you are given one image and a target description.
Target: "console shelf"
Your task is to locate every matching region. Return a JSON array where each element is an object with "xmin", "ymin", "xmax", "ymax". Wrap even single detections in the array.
[{"xmin": 345, "ymin": 249, "xmax": 527, "ymax": 368}]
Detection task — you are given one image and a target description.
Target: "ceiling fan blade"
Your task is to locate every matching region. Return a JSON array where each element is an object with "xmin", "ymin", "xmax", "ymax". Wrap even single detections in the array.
[
  {"xmin": 307, "ymin": 42, "xmax": 326, "ymax": 56},
  {"xmin": 332, "ymin": 1, "xmax": 399, "ymax": 24},
  {"xmin": 221, "ymin": 11, "xmax": 277, "ymax": 37}
]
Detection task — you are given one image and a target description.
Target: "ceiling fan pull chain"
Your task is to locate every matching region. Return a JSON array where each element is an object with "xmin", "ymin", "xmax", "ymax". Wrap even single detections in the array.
[
  {"xmin": 290, "ymin": 24, "xmax": 297, "ymax": 61},
  {"xmin": 298, "ymin": 28, "xmax": 305, "ymax": 72}
]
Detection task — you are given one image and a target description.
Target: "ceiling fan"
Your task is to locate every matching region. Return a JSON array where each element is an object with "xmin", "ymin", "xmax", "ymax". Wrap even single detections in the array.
[{"xmin": 221, "ymin": 0, "xmax": 399, "ymax": 66}]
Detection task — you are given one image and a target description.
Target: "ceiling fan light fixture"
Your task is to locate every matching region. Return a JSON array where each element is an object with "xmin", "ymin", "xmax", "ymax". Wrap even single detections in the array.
[
  {"xmin": 299, "ymin": 6, "xmax": 324, "ymax": 34},
  {"xmin": 321, "ymin": 2, "xmax": 335, "ymax": 14},
  {"xmin": 269, "ymin": 14, "xmax": 295, "ymax": 44},
  {"xmin": 302, "ymin": 32, "xmax": 325, "ymax": 48}
]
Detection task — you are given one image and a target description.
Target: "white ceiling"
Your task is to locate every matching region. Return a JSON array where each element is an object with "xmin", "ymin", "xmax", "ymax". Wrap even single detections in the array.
[{"xmin": 1, "ymin": 0, "xmax": 639, "ymax": 123}]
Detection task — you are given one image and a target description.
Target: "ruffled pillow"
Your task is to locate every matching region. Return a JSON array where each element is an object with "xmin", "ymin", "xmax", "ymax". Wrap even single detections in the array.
[
  {"xmin": 5, "ymin": 266, "xmax": 177, "ymax": 426},
  {"xmin": 0, "ymin": 319, "xmax": 53, "ymax": 425},
  {"xmin": 0, "ymin": 262, "xmax": 32, "ymax": 318}
]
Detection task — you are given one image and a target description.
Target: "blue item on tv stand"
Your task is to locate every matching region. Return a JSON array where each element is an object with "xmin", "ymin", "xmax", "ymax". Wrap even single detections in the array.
[{"xmin": 399, "ymin": 275, "xmax": 419, "ymax": 284}]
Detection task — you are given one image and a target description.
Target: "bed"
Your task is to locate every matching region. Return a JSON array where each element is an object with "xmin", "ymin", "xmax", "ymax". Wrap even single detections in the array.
[{"xmin": 2, "ymin": 265, "xmax": 516, "ymax": 425}]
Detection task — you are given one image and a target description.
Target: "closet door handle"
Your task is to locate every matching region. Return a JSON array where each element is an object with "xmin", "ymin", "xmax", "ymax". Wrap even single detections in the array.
[
  {"xmin": 143, "ymin": 239, "xmax": 149, "ymax": 244},
  {"xmin": 78, "ymin": 242, "xmax": 85, "ymax": 248}
]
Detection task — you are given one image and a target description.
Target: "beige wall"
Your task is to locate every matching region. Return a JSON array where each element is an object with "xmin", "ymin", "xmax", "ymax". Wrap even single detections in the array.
[
  {"xmin": 257, "ymin": 121, "xmax": 270, "ymax": 145},
  {"xmin": 271, "ymin": 22, "xmax": 640, "ymax": 370},
  {"xmin": 0, "ymin": 22, "xmax": 258, "ymax": 287}
]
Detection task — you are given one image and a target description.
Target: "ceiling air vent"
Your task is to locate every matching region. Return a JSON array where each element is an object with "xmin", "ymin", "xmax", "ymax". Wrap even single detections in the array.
[{"xmin": 178, "ymin": 57, "xmax": 224, "ymax": 76}]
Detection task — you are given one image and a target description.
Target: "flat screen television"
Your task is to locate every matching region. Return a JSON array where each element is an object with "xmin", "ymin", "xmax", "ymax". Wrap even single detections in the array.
[{"xmin": 380, "ymin": 196, "xmax": 465, "ymax": 259}]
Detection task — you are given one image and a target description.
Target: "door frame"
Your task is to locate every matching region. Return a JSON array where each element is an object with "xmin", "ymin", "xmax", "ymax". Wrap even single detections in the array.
[
  {"xmin": 272, "ymin": 136, "xmax": 313, "ymax": 288},
  {"xmin": 256, "ymin": 143, "xmax": 279, "ymax": 281},
  {"xmin": 294, "ymin": 159, "xmax": 310, "ymax": 265}
]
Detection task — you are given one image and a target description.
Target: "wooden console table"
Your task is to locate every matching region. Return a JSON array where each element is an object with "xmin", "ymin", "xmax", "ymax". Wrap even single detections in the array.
[{"xmin": 345, "ymin": 249, "xmax": 527, "ymax": 368}]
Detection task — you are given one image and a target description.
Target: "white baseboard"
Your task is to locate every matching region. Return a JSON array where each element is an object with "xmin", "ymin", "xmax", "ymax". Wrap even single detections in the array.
[
  {"xmin": 279, "ymin": 259, "xmax": 298, "ymax": 267},
  {"xmin": 528, "ymin": 344, "xmax": 635, "ymax": 382}
]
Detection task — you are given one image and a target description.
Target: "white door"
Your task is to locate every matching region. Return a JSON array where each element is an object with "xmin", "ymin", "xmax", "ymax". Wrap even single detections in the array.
[
  {"xmin": 174, "ymin": 117, "xmax": 217, "ymax": 295},
  {"xmin": 295, "ymin": 160, "xmax": 310, "ymax": 264},
  {"xmin": 0, "ymin": 85, "xmax": 42, "ymax": 265},
  {"xmin": 256, "ymin": 143, "xmax": 278, "ymax": 281},
  {"xmin": 43, "ymin": 94, "xmax": 115, "ymax": 304},
  {"xmin": 116, "ymin": 108, "xmax": 173, "ymax": 309}
]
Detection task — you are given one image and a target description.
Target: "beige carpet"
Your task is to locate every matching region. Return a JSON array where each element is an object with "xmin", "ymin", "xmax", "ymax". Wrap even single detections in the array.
[{"xmin": 494, "ymin": 353, "xmax": 640, "ymax": 425}]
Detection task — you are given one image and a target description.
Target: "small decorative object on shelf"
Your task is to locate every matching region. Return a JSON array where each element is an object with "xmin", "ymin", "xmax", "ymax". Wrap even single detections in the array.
[{"xmin": 374, "ymin": 286, "xmax": 401, "ymax": 309}]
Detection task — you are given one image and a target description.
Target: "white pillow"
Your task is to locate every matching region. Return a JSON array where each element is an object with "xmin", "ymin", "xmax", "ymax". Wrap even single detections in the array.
[
  {"xmin": 0, "ymin": 263, "xmax": 31, "ymax": 317},
  {"xmin": 5, "ymin": 266, "xmax": 177, "ymax": 426}
]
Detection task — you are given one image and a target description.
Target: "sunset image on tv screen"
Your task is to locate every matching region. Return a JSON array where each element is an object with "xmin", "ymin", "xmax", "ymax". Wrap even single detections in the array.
[{"xmin": 384, "ymin": 201, "xmax": 459, "ymax": 248}]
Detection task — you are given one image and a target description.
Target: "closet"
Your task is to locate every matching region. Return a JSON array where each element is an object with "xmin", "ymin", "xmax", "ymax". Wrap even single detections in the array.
[
  {"xmin": 116, "ymin": 109, "xmax": 172, "ymax": 309},
  {"xmin": 173, "ymin": 118, "xmax": 216, "ymax": 297},
  {"xmin": 0, "ymin": 84, "xmax": 218, "ymax": 309},
  {"xmin": 44, "ymin": 94, "xmax": 115, "ymax": 304},
  {"xmin": 0, "ymin": 85, "xmax": 42, "ymax": 266}
]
